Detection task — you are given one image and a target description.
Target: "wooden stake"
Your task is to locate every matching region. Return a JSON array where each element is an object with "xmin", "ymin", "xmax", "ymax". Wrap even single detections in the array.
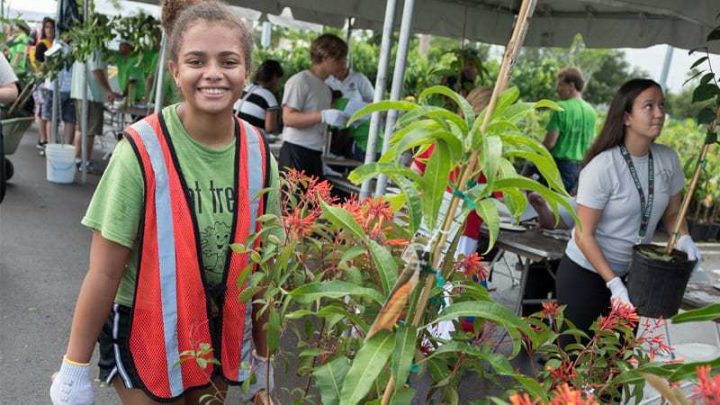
[{"xmin": 665, "ymin": 106, "xmax": 720, "ymax": 255}]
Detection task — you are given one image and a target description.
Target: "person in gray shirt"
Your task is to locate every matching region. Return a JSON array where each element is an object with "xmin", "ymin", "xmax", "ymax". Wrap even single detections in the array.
[
  {"xmin": 555, "ymin": 79, "xmax": 701, "ymax": 337},
  {"xmin": 0, "ymin": 53, "xmax": 18, "ymax": 104}
]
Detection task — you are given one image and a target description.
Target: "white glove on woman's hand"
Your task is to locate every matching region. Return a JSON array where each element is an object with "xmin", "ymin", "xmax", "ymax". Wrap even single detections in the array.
[
  {"xmin": 50, "ymin": 357, "xmax": 95, "ymax": 405},
  {"xmin": 321, "ymin": 109, "xmax": 349, "ymax": 127},
  {"xmin": 248, "ymin": 350, "xmax": 275, "ymax": 399},
  {"xmin": 606, "ymin": 277, "xmax": 633, "ymax": 307},
  {"xmin": 676, "ymin": 234, "xmax": 701, "ymax": 265}
]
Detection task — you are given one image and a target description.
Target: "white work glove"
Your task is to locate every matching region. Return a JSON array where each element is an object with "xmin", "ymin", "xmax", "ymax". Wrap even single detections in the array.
[
  {"xmin": 606, "ymin": 277, "xmax": 632, "ymax": 307},
  {"xmin": 676, "ymin": 234, "xmax": 701, "ymax": 271},
  {"xmin": 248, "ymin": 350, "xmax": 274, "ymax": 400},
  {"xmin": 455, "ymin": 235, "xmax": 478, "ymax": 259},
  {"xmin": 50, "ymin": 356, "xmax": 95, "ymax": 405},
  {"xmin": 320, "ymin": 109, "xmax": 349, "ymax": 128}
]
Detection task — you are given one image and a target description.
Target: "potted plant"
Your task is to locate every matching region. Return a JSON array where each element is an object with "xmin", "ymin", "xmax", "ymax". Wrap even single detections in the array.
[{"xmin": 626, "ymin": 23, "xmax": 720, "ymax": 319}]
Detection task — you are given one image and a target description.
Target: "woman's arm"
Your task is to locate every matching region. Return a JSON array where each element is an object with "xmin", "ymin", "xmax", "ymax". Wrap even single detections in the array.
[
  {"xmin": 264, "ymin": 110, "xmax": 279, "ymax": 134},
  {"xmin": 573, "ymin": 204, "xmax": 616, "ymax": 283},
  {"xmin": 0, "ymin": 82, "xmax": 18, "ymax": 104},
  {"xmin": 65, "ymin": 232, "xmax": 130, "ymax": 363},
  {"xmin": 662, "ymin": 193, "xmax": 688, "ymax": 237},
  {"xmin": 282, "ymin": 105, "xmax": 321, "ymax": 129}
]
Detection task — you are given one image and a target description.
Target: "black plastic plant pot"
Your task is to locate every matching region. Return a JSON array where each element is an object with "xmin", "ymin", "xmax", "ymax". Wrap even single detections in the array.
[{"xmin": 627, "ymin": 244, "xmax": 697, "ymax": 319}]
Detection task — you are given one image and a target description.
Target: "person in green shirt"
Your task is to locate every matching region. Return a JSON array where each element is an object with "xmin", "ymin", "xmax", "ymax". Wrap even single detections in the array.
[
  {"xmin": 113, "ymin": 39, "xmax": 148, "ymax": 103},
  {"xmin": 543, "ymin": 67, "xmax": 597, "ymax": 194},
  {"xmin": 7, "ymin": 22, "xmax": 31, "ymax": 74},
  {"xmin": 51, "ymin": 2, "xmax": 280, "ymax": 403}
]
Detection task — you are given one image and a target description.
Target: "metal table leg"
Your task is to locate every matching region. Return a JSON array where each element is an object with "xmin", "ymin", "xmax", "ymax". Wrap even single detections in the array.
[{"xmin": 514, "ymin": 257, "xmax": 531, "ymax": 315}]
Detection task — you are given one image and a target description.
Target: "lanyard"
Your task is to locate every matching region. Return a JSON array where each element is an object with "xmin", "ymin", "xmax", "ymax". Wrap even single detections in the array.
[{"xmin": 619, "ymin": 145, "xmax": 654, "ymax": 243}]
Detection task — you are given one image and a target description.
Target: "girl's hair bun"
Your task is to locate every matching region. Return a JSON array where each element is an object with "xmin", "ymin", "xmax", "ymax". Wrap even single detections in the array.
[{"xmin": 161, "ymin": 0, "xmax": 203, "ymax": 33}]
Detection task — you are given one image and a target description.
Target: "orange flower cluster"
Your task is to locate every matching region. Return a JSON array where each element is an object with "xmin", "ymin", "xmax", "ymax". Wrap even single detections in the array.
[
  {"xmin": 598, "ymin": 299, "xmax": 639, "ymax": 331},
  {"xmin": 695, "ymin": 365, "xmax": 720, "ymax": 404},
  {"xmin": 510, "ymin": 384, "xmax": 598, "ymax": 405},
  {"xmin": 341, "ymin": 197, "xmax": 407, "ymax": 246},
  {"xmin": 459, "ymin": 252, "xmax": 488, "ymax": 280}
]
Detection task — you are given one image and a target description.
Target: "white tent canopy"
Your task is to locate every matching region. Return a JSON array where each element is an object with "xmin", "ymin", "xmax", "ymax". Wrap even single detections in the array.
[{"xmin": 179, "ymin": 0, "xmax": 720, "ymax": 51}]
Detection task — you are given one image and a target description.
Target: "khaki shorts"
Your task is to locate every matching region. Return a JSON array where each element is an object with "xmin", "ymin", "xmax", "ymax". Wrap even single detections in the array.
[{"xmin": 74, "ymin": 100, "xmax": 104, "ymax": 136}]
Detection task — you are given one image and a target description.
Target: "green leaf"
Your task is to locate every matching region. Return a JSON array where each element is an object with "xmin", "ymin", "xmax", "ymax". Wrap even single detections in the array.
[
  {"xmin": 474, "ymin": 198, "xmax": 499, "ymax": 253},
  {"xmin": 690, "ymin": 56, "xmax": 709, "ymax": 70},
  {"xmin": 394, "ymin": 126, "xmax": 463, "ymax": 162},
  {"xmin": 390, "ymin": 388, "xmax": 416, "ymax": 405},
  {"xmin": 347, "ymin": 163, "xmax": 422, "ymax": 185},
  {"xmin": 396, "ymin": 105, "xmax": 469, "ymax": 134},
  {"xmin": 348, "ymin": 100, "xmax": 419, "ymax": 126},
  {"xmin": 697, "ymin": 107, "xmax": 717, "ymax": 125},
  {"xmin": 368, "ymin": 239, "xmax": 399, "ymax": 296},
  {"xmin": 514, "ymin": 375, "xmax": 549, "ymax": 402},
  {"xmin": 700, "ymin": 72, "xmax": 716, "ymax": 85},
  {"xmin": 267, "ymin": 311, "xmax": 281, "ymax": 353},
  {"xmin": 422, "ymin": 141, "xmax": 452, "ymax": 230},
  {"xmin": 496, "ymin": 101, "xmax": 534, "ymax": 121},
  {"xmin": 503, "ymin": 150, "xmax": 565, "ymax": 194},
  {"xmin": 390, "ymin": 325, "xmax": 417, "ymax": 394},
  {"xmin": 288, "ymin": 281, "xmax": 385, "ymax": 305},
  {"xmin": 313, "ymin": 356, "xmax": 351, "ymax": 405},
  {"xmin": 708, "ymin": 26, "xmax": 720, "ymax": 42},
  {"xmin": 492, "ymin": 86, "xmax": 520, "ymax": 119},
  {"xmin": 500, "ymin": 188, "xmax": 527, "ymax": 220},
  {"xmin": 490, "ymin": 177, "xmax": 575, "ymax": 225},
  {"xmin": 431, "ymin": 301, "xmax": 534, "ymax": 356},
  {"xmin": 389, "ymin": 175, "xmax": 422, "ymax": 234},
  {"xmin": 481, "ymin": 135, "xmax": 503, "ymax": 186},
  {"xmin": 339, "ymin": 330, "xmax": 394, "ymax": 405},
  {"xmin": 532, "ymin": 99, "xmax": 563, "ymax": 111},
  {"xmin": 418, "ymin": 85, "xmax": 475, "ymax": 127},
  {"xmin": 693, "ymin": 83, "xmax": 719, "ymax": 103},
  {"xmin": 321, "ymin": 201, "xmax": 366, "ymax": 241},
  {"xmin": 671, "ymin": 303, "xmax": 720, "ymax": 323},
  {"xmin": 317, "ymin": 305, "xmax": 370, "ymax": 334}
]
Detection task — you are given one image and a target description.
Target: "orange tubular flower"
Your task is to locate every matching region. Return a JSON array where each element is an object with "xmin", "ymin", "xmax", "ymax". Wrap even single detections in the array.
[
  {"xmin": 695, "ymin": 365, "xmax": 720, "ymax": 404},
  {"xmin": 509, "ymin": 392, "xmax": 538, "ymax": 405},
  {"xmin": 548, "ymin": 384, "xmax": 599, "ymax": 405}
]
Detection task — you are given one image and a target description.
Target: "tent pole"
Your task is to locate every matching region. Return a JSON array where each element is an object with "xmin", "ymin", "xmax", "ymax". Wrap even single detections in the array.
[
  {"xmin": 345, "ymin": 17, "xmax": 353, "ymax": 67},
  {"xmin": 659, "ymin": 45, "xmax": 673, "ymax": 90},
  {"xmin": 80, "ymin": 0, "xmax": 90, "ymax": 183},
  {"xmin": 154, "ymin": 33, "xmax": 168, "ymax": 114},
  {"xmin": 374, "ymin": 0, "xmax": 415, "ymax": 197},
  {"xmin": 51, "ymin": 0, "xmax": 63, "ymax": 145},
  {"xmin": 359, "ymin": 0, "xmax": 397, "ymax": 199}
]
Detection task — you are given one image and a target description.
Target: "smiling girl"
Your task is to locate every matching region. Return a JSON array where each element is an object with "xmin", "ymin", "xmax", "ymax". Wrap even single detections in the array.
[{"xmin": 50, "ymin": 1, "xmax": 280, "ymax": 404}]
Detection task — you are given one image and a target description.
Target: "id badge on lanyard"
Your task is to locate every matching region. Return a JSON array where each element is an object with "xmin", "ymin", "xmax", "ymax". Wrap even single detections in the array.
[{"xmin": 619, "ymin": 145, "xmax": 654, "ymax": 245}]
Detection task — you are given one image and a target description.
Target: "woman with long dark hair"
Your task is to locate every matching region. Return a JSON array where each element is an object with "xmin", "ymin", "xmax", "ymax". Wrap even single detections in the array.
[{"xmin": 556, "ymin": 79, "xmax": 701, "ymax": 334}]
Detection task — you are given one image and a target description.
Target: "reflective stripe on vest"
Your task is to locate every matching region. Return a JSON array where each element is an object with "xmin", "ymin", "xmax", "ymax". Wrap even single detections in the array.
[{"xmin": 124, "ymin": 113, "xmax": 267, "ymax": 400}]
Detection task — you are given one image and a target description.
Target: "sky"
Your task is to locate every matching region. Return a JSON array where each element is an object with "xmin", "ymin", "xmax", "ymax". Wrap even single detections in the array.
[{"xmin": 9, "ymin": 0, "xmax": 720, "ymax": 94}]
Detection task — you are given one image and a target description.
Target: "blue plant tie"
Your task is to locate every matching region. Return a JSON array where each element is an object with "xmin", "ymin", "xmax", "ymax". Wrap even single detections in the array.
[
  {"xmin": 452, "ymin": 187, "xmax": 476, "ymax": 210},
  {"xmin": 421, "ymin": 264, "xmax": 445, "ymax": 288},
  {"xmin": 466, "ymin": 179, "xmax": 478, "ymax": 188},
  {"xmin": 409, "ymin": 363, "xmax": 420, "ymax": 373}
]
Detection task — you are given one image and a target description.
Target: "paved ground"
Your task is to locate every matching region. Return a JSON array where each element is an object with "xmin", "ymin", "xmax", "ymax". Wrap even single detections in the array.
[{"xmin": 1, "ymin": 126, "xmax": 719, "ymax": 404}]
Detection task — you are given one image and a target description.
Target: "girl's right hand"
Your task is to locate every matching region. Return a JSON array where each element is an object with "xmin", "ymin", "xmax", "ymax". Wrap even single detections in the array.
[{"xmin": 49, "ymin": 356, "xmax": 95, "ymax": 405}]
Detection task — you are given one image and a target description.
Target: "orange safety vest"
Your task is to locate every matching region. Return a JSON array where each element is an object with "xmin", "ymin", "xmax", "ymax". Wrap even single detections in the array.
[{"xmin": 122, "ymin": 113, "xmax": 269, "ymax": 400}]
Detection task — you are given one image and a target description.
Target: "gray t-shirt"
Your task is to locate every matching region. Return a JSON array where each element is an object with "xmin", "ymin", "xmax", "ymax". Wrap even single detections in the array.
[
  {"xmin": 281, "ymin": 70, "xmax": 331, "ymax": 152},
  {"xmin": 0, "ymin": 53, "xmax": 18, "ymax": 86},
  {"xmin": 565, "ymin": 143, "xmax": 684, "ymax": 276},
  {"xmin": 70, "ymin": 52, "xmax": 108, "ymax": 103}
]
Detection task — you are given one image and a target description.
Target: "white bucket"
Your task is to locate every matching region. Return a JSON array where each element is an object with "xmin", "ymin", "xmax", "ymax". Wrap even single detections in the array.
[{"xmin": 46, "ymin": 144, "xmax": 76, "ymax": 184}]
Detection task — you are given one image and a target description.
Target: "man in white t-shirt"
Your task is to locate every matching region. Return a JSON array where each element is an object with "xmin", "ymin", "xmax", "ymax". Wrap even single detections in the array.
[
  {"xmin": 279, "ymin": 34, "xmax": 349, "ymax": 179},
  {"xmin": 325, "ymin": 66, "xmax": 374, "ymax": 103}
]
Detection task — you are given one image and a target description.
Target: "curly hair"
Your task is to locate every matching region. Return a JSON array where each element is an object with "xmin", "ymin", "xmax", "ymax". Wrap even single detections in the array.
[{"xmin": 161, "ymin": 0, "xmax": 253, "ymax": 73}]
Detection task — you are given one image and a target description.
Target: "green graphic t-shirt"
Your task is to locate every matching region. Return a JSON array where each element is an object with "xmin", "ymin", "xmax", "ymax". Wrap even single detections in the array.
[
  {"xmin": 82, "ymin": 105, "xmax": 281, "ymax": 307},
  {"xmin": 546, "ymin": 98, "xmax": 596, "ymax": 162}
]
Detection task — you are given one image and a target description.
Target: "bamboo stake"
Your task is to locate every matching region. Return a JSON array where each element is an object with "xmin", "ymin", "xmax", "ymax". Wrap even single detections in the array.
[
  {"xmin": 380, "ymin": 1, "xmax": 538, "ymax": 403},
  {"xmin": 665, "ymin": 106, "xmax": 720, "ymax": 255}
]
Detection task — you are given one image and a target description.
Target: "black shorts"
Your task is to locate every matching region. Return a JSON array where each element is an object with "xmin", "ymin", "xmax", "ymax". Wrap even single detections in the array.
[
  {"xmin": 278, "ymin": 141, "xmax": 323, "ymax": 179},
  {"xmin": 98, "ymin": 304, "xmax": 139, "ymax": 388}
]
